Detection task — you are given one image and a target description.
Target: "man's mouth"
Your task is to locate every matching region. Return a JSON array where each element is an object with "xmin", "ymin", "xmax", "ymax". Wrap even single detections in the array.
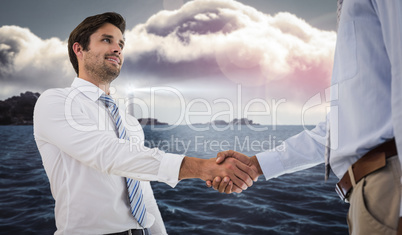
[{"xmin": 106, "ymin": 56, "xmax": 121, "ymax": 65}]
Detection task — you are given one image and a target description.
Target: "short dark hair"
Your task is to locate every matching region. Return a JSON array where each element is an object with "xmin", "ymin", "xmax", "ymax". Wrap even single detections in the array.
[{"xmin": 68, "ymin": 12, "xmax": 126, "ymax": 75}]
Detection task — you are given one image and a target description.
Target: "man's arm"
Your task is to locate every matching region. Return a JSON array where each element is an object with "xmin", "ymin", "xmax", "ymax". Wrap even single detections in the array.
[
  {"xmin": 208, "ymin": 120, "xmax": 329, "ymax": 193},
  {"xmin": 34, "ymin": 89, "xmax": 259, "ymax": 189}
]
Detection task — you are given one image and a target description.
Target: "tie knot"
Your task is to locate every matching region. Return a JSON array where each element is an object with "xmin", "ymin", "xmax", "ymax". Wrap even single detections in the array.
[{"xmin": 99, "ymin": 94, "xmax": 116, "ymax": 108}]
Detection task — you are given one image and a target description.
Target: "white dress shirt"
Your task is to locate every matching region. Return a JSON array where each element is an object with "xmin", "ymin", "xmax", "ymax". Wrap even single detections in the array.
[
  {"xmin": 34, "ymin": 77, "xmax": 184, "ymax": 234},
  {"xmin": 256, "ymin": 0, "xmax": 402, "ymax": 214}
]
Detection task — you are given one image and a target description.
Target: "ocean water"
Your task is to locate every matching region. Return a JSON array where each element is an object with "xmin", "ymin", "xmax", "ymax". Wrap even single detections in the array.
[{"xmin": 0, "ymin": 125, "xmax": 349, "ymax": 234}]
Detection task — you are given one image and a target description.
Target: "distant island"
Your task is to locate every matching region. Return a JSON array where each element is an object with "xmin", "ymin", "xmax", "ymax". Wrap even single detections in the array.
[
  {"xmin": 194, "ymin": 118, "xmax": 260, "ymax": 126},
  {"xmin": 137, "ymin": 118, "xmax": 260, "ymax": 126},
  {"xmin": 0, "ymin": 92, "xmax": 259, "ymax": 126},
  {"xmin": 137, "ymin": 118, "xmax": 168, "ymax": 125},
  {"xmin": 0, "ymin": 91, "xmax": 40, "ymax": 125},
  {"xmin": 230, "ymin": 118, "xmax": 259, "ymax": 125}
]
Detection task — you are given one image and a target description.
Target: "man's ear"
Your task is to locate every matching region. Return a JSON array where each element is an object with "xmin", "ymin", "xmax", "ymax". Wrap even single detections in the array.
[{"xmin": 72, "ymin": 42, "xmax": 83, "ymax": 59}]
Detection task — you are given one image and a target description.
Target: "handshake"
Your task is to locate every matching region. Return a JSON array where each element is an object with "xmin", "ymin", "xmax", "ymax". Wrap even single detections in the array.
[{"xmin": 179, "ymin": 150, "xmax": 263, "ymax": 194}]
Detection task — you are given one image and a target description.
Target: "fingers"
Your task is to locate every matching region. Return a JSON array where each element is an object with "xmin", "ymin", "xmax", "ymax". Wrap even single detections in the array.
[
  {"xmin": 212, "ymin": 176, "xmax": 222, "ymax": 190},
  {"xmin": 230, "ymin": 174, "xmax": 249, "ymax": 190},
  {"xmin": 224, "ymin": 180, "xmax": 234, "ymax": 194},
  {"xmin": 222, "ymin": 158, "xmax": 253, "ymax": 188},
  {"xmin": 231, "ymin": 184, "xmax": 243, "ymax": 194},
  {"xmin": 231, "ymin": 151, "xmax": 252, "ymax": 165},
  {"xmin": 235, "ymin": 158, "xmax": 259, "ymax": 182},
  {"xmin": 216, "ymin": 150, "xmax": 235, "ymax": 164},
  {"xmin": 210, "ymin": 157, "xmax": 250, "ymax": 190},
  {"xmin": 216, "ymin": 150, "xmax": 249, "ymax": 165},
  {"xmin": 212, "ymin": 176, "xmax": 238, "ymax": 194},
  {"xmin": 212, "ymin": 176, "xmax": 230, "ymax": 193},
  {"xmin": 205, "ymin": 155, "xmax": 259, "ymax": 193},
  {"xmin": 216, "ymin": 151, "xmax": 262, "ymax": 183},
  {"xmin": 218, "ymin": 176, "xmax": 230, "ymax": 193}
]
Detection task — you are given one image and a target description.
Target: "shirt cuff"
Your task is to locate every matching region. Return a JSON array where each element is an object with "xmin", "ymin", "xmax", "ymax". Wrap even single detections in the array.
[
  {"xmin": 256, "ymin": 151, "xmax": 285, "ymax": 180},
  {"xmin": 157, "ymin": 153, "xmax": 184, "ymax": 188}
]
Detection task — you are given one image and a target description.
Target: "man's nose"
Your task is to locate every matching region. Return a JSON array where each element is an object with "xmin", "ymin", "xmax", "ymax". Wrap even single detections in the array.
[
  {"xmin": 112, "ymin": 44, "xmax": 121, "ymax": 55},
  {"xmin": 113, "ymin": 49, "xmax": 121, "ymax": 55}
]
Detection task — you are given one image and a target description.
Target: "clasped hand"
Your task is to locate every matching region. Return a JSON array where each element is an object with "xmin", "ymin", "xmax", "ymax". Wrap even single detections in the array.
[{"xmin": 206, "ymin": 150, "xmax": 263, "ymax": 194}]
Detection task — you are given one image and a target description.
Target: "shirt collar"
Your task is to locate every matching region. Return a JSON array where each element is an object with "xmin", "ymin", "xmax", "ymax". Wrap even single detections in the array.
[{"xmin": 71, "ymin": 77, "xmax": 105, "ymax": 102}]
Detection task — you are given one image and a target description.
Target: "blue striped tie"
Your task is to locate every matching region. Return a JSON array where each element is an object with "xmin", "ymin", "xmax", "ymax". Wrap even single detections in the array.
[{"xmin": 99, "ymin": 94, "xmax": 147, "ymax": 227}]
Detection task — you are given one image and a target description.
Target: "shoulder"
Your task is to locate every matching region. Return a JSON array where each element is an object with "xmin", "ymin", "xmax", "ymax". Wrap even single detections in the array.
[
  {"xmin": 34, "ymin": 87, "xmax": 73, "ymax": 112},
  {"xmin": 33, "ymin": 88, "xmax": 73, "ymax": 132},
  {"xmin": 38, "ymin": 88, "xmax": 70, "ymax": 101}
]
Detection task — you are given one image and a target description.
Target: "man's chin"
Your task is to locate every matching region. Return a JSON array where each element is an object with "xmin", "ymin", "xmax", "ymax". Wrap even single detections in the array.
[
  {"xmin": 105, "ymin": 66, "xmax": 120, "ymax": 78},
  {"xmin": 99, "ymin": 70, "xmax": 120, "ymax": 84},
  {"xmin": 108, "ymin": 65, "xmax": 121, "ymax": 75}
]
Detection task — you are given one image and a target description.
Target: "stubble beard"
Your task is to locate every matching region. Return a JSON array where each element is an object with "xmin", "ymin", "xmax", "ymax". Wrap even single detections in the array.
[{"xmin": 84, "ymin": 51, "xmax": 121, "ymax": 84}]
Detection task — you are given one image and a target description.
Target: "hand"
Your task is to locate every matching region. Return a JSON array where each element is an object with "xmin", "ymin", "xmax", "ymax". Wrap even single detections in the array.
[
  {"xmin": 216, "ymin": 150, "xmax": 262, "ymax": 177},
  {"xmin": 206, "ymin": 176, "xmax": 241, "ymax": 194},
  {"xmin": 179, "ymin": 156, "xmax": 257, "ymax": 190},
  {"xmin": 206, "ymin": 150, "xmax": 263, "ymax": 193}
]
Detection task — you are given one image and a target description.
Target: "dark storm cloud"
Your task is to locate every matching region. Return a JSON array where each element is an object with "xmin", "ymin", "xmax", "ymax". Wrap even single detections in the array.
[
  {"xmin": 0, "ymin": 26, "xmax": 23, "ymax": 78},
  {"xmin": 0, "ymin": 25, "xmax": 74, "ymax": 98}
]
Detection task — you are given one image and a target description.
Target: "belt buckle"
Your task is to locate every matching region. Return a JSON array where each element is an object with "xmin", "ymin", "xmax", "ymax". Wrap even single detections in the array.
[{"xmin": 335, "ymin": 182, "xmax": 349, "ymax": 203}]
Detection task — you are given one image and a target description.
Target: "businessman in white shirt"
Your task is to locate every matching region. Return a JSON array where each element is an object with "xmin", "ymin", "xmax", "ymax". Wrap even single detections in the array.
[
  {"xmin": 209, "ymin": 0, "xmax": 402, "ymax": 234},
  {"xmin": 33, "ymin": 12, "xmax": 258, "ymax": 235}
]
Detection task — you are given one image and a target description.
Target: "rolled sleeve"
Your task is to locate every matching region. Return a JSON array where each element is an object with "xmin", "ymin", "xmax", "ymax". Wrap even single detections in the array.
[{"xmin": 158, "ymin": 153, "xmax": 185, "ymax": 188}]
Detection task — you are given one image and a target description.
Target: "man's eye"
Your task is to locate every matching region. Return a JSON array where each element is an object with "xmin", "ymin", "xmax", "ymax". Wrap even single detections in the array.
[
  {"xmin": 103, "ymin": 38, "xmax": 111, "ymax": 43},
  {"xmin": 119, "ymin": 44, "xmax": 124, "ymax": 49}
]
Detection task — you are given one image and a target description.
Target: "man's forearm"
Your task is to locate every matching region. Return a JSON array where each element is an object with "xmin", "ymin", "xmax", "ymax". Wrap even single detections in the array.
[{"xmin": 178, "ymin": 156, "xmax": 204, "ymax": 180}]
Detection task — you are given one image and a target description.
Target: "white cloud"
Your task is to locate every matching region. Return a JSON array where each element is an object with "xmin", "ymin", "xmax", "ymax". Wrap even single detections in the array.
[
  {"xmin": 124, "ymin": 0, "xmax": 336, "ymax": 89},
  {"xmin": 118, "ymin": 0, "xmax": 337, "ymax": 124},
  {"xmin": 0, "ymin": 25, "xmax": 74, "ymax": 98},
  {"xmin": 0, "ymin": 0, "xmax": 336, "ymax": 98}
]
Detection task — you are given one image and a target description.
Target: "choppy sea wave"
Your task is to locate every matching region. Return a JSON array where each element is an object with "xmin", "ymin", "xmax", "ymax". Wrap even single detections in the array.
[{"xmin": 0, "ymin": 125, "xmax": 349, "ymax": 234}]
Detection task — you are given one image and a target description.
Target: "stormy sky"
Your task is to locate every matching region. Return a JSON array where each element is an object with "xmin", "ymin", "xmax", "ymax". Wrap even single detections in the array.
[{"xmin": 0, "ymin": 0, "xmax": 337, "ymax": 125}]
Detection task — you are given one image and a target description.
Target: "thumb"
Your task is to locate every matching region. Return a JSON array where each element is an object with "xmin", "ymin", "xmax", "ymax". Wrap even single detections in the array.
[
  {"xmin": 216, "ymin": 156, "xmax": 224, "ymax": 164},
  {"xmin": 216, "ymin": 150, "xmax": 234, "ymax": 164}
]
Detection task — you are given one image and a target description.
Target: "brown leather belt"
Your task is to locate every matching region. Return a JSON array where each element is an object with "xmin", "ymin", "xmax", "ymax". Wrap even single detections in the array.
[
  {"xmin": 335, "ymin": 138, "xmax": 397, "ymax": 202},
  {"xmin": 107, "ymin": 228, "xmax": 149, "ymax": 235}
]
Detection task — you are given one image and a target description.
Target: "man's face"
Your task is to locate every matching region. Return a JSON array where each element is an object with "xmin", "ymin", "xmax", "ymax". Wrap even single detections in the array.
[{"xmin": 82, "ymin": 23, "xmax": 125, "ymax": 83}]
